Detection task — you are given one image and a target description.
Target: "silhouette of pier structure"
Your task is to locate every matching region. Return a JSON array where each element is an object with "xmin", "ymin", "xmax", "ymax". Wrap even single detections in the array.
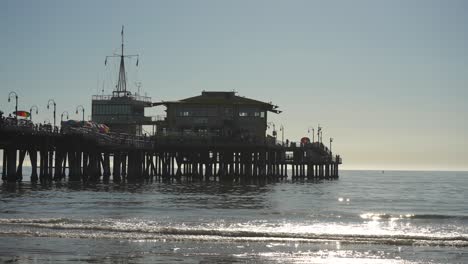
[
  {"xmin": 0, "ymin": 27, "xmax": 341, "ymax": 183},
  {"xmin": 0, "ymin": 122, "xmax": 341, "ymax": 184}
]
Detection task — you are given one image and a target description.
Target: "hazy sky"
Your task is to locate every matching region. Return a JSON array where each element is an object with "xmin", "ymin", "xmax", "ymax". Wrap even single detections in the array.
[{"xmin": 1, "ymin": 0, "xmax": 467, "ymax": 171}]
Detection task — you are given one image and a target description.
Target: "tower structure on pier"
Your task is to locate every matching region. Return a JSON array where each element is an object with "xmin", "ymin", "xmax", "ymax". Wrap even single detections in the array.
[{"xmin": 91, "ymin": 26, "xmax": 154, "ymax": 135}]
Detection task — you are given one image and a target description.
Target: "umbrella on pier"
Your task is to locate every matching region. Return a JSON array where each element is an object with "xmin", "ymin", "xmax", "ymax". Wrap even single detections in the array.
[
  {"xmin": 98, "ymin": 124, "xmax": 110, "ymax": 133},
  {"xmin": 63, "ymin": 120, "xmax": 81, "ymax": 127},
  {"xmin": 14, "ymin": 111, "xmax": 30, "ymax": 118},
  {"xmin": 83, "ymin": 121, "xmax": 97, "ymax": 128},
  {"xmin": 301, "ymin": 137, "xmax": 310, "ymax": 145}
]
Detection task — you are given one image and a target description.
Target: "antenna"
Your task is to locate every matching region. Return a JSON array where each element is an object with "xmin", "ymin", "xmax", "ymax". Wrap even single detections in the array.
[{"xmin": 121, "ymin": 25, "xmax": 124, "ymax": 57}]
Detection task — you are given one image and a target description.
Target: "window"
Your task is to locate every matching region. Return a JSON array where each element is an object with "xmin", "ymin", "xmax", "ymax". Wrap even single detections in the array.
[
  {"xmin": 224, "ymin": 107, "xmax": 233, "ymax": 117},
  {"xmin": 178, "ymin": 110, "xmax": 190, "ymax": 117},
  {"xmin": 239, "ymin": 112, "xmax": 248, "ymax": 117},
  {"xmin": 92, "ymin": 104, "xmax": 132, "ymax": 115},
  {"xmin": 193, "ymin": 107, "xmax": 217, "ymax": 117},
  {"xmin": 193, "ymin": 118, "xmax": 208, "ymax": 124}
]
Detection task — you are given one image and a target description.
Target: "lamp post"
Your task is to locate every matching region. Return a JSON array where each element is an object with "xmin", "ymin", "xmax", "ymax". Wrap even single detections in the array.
[
  {"xmin": 279, "ymin": 125, "xmax": 284, "ymax": 146},
  {"xmin": 8, "ymin": 91, "xmax": 18, "ymax": 124},
  {"xmin": 329, "ymin": 138, "xmax": 333, "ymax": 154},
  {"xmin": 308, "ymin": 127, "xmax": 315, "ymax": 142},
  {"xmin": 317, "ymin": 125, "xmax": 322, "ymax": 144},
  {"xmin": 61, "ymin": 111, "xmax": 69, "ymax": 123},
  {"xmin": 267, "ymin": 122, "xmax": 276, "ymax": 138},
  {"xmin": 76, "ymin": 105, "xmax": 85, "ymax": 122},
  {"xmin": 47, "ymin": 99, "xmax": 56, "ymax": 127},
  {"xmin": 29, "ymin": 105, "xmax": 38, "ymax": 122}
]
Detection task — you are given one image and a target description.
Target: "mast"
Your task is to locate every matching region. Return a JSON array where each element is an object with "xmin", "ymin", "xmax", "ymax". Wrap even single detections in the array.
[
  {"xmin": 116, "ymin": 26, "xmax": 127, "ymax": 94},
  {"xmin": 105, "ymin": 26, "xmax": 139, "ymax": 98}
]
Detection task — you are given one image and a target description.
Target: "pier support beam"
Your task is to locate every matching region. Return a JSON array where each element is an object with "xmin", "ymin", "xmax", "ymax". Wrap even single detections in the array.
[
  {"xmin": 112, "ymin": 152, "xmax": 121, "ymax": 182},
  {"xmin": 102, "ymin": 153, "xmax": 111, "ymax": 182},
  {"xmin": 16, "ymin": 149, "xmax": 26, "ymax": 182},
  {"xmin": 6, "ymin": 148, "xmax": 17, "ymax": 183},
  {"xmin": 30, "ymin": 149, "xmax": 38, "ymax": 182}
]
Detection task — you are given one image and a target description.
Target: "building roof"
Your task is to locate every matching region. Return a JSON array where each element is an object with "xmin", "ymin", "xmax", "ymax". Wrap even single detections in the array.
[{"xmin": 152, "ymin": 91, "xmax": 281, "ymax": 113}]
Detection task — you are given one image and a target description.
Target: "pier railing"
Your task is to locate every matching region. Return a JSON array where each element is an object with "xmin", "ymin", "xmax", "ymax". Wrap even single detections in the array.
[
  {"xmin": 65, "ymin": 127, "xmax": 154, "ymax": 149},
  {"xmin": 153, "ymin": 134, "xmax": 269, "ymax": 147},
  {"xmin": 1, "ymin": 117, "xmax": 60, "ymax": 134},
  {"xmin": 1, "ymin": 118, "xmax": 340, "ymax": 163},
  {"xmin": 0, "ymin": 120, "xmax": 154, "ymax": 149},
  {"xmin": 92, "ymin": 94, "xmax": 152, "ymax": 103}
]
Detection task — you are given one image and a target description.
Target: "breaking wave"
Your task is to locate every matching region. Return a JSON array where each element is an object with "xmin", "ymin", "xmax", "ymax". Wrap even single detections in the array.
[
  {"xmin": 360, "ymin": 213, "xmax": 468, "ymax": 221},
  {"xmin": 0, "ymin": 218, "xmax": 467, "ymax": 247}
]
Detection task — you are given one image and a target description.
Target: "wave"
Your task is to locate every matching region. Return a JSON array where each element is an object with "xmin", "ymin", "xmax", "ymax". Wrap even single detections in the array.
[
  {"xmin": 1, "ymin": 218, "xmax": 467, "ymax": 247},
  {"xmin": 360, "ymin": 213, "xmax": 468, "ymax": 221}
]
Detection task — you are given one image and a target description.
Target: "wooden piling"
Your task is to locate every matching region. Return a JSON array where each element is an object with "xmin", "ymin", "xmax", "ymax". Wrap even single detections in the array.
[{"xmin": 6, "ymin": 148, "xmax": 17, "ymax": 183}]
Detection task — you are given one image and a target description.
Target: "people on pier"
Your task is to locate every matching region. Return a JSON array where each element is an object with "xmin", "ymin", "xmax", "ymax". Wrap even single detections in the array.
[{"xmin": 0, "ymin": 111, "xmax": 4, "ymax": 127}]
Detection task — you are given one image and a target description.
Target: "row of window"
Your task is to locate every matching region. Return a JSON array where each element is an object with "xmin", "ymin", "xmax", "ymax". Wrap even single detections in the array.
[
  {"xmin": 92, "ymin": 104, "xmax": 143, "ymax": 115},
  {"xmin": 177, "ymin": 107, "xmax": 218, "ymax": 117},
  {"xmin": 177, "ymin": 108, "xmax": 265, "ymax": 118},
  {"xmin": 239, "ymin": 112, "xmax": 265, "ymax": 118}
]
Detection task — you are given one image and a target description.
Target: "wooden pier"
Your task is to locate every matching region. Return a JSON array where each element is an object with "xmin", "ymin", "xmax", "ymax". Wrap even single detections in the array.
[{"xmin": 0, "ymin": 123, "xmax": 341, "ymax": 184}]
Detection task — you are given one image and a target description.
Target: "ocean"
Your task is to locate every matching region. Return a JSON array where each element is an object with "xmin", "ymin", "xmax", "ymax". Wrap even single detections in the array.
[{"xmin": 0, "ymin": 170, "xmax": 467, "ymax": 263}]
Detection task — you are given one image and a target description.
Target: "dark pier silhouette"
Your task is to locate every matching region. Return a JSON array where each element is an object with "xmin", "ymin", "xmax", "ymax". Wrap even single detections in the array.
[{"xmin": 0, "ymin": 27, "xmax": 341, "ymax": 184}]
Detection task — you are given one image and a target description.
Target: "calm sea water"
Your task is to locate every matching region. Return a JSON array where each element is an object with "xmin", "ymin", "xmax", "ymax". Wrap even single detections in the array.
[{"xmin": 0, "ymin": 170, "xmax": 467, "ymax": 263}]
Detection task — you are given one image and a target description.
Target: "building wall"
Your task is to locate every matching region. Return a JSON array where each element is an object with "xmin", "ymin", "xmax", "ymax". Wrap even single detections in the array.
[
  {"xmin": 91, "ymin": 99, "xmax": 149, "ymax": 135},
  {"xmin": 163, "ymin": 103, "xmax": 267, "ymax": 140}
]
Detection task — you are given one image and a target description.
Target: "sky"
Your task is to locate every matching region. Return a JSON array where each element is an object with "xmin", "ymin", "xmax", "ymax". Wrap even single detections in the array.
[{"xmin": 1, "ymin": 0, "xmax": 467, "ymax": 171}]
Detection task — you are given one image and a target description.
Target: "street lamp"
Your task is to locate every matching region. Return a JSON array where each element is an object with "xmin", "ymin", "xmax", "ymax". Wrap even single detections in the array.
[
  {"xmin": 30, "ymin": 105, "xmax": 38, "ymax": 122},
  {"xmin": 279, "ymin": 125, "xmax": 284, "ymax": 146},
  {"xmin": 317, "ymin": 125, "xmax": 322, "ymax": 144},
  {"xmin": 8, "ymin": 91, "xmax": 18, "ymax": 124},
  {"xmin": 308, "ymin": 127, "xmax": 315, "ymax": 142},
  {"xmin": 75, "ymin": 105, "xmax": 85, "ymax": 122},
  {"xmin": 61, "ymin": 111, "xmax": 69, "ymax": 123},
  {"xmin": 267, "ymin": 122, "xmax": 276, "ymax": 138},
  {"xmin": 47, "ymin": 99, "xmax": 56, "ymax": 127}
]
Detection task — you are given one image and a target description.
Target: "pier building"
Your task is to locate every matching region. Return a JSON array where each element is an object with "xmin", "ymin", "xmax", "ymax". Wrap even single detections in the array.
[
  {"xmin": 91, "ymin": 93, "xmax": 152, "ymax": 135},
  {"xmin": 152, "ymin": 91, "xmax": 281, "ymax": 141}
]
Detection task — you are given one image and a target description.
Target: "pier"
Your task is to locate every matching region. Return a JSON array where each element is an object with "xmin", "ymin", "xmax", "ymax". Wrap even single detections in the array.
[{"xmin": 0, "ymin": 121, "xmax": 341, "ymax": 184}]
